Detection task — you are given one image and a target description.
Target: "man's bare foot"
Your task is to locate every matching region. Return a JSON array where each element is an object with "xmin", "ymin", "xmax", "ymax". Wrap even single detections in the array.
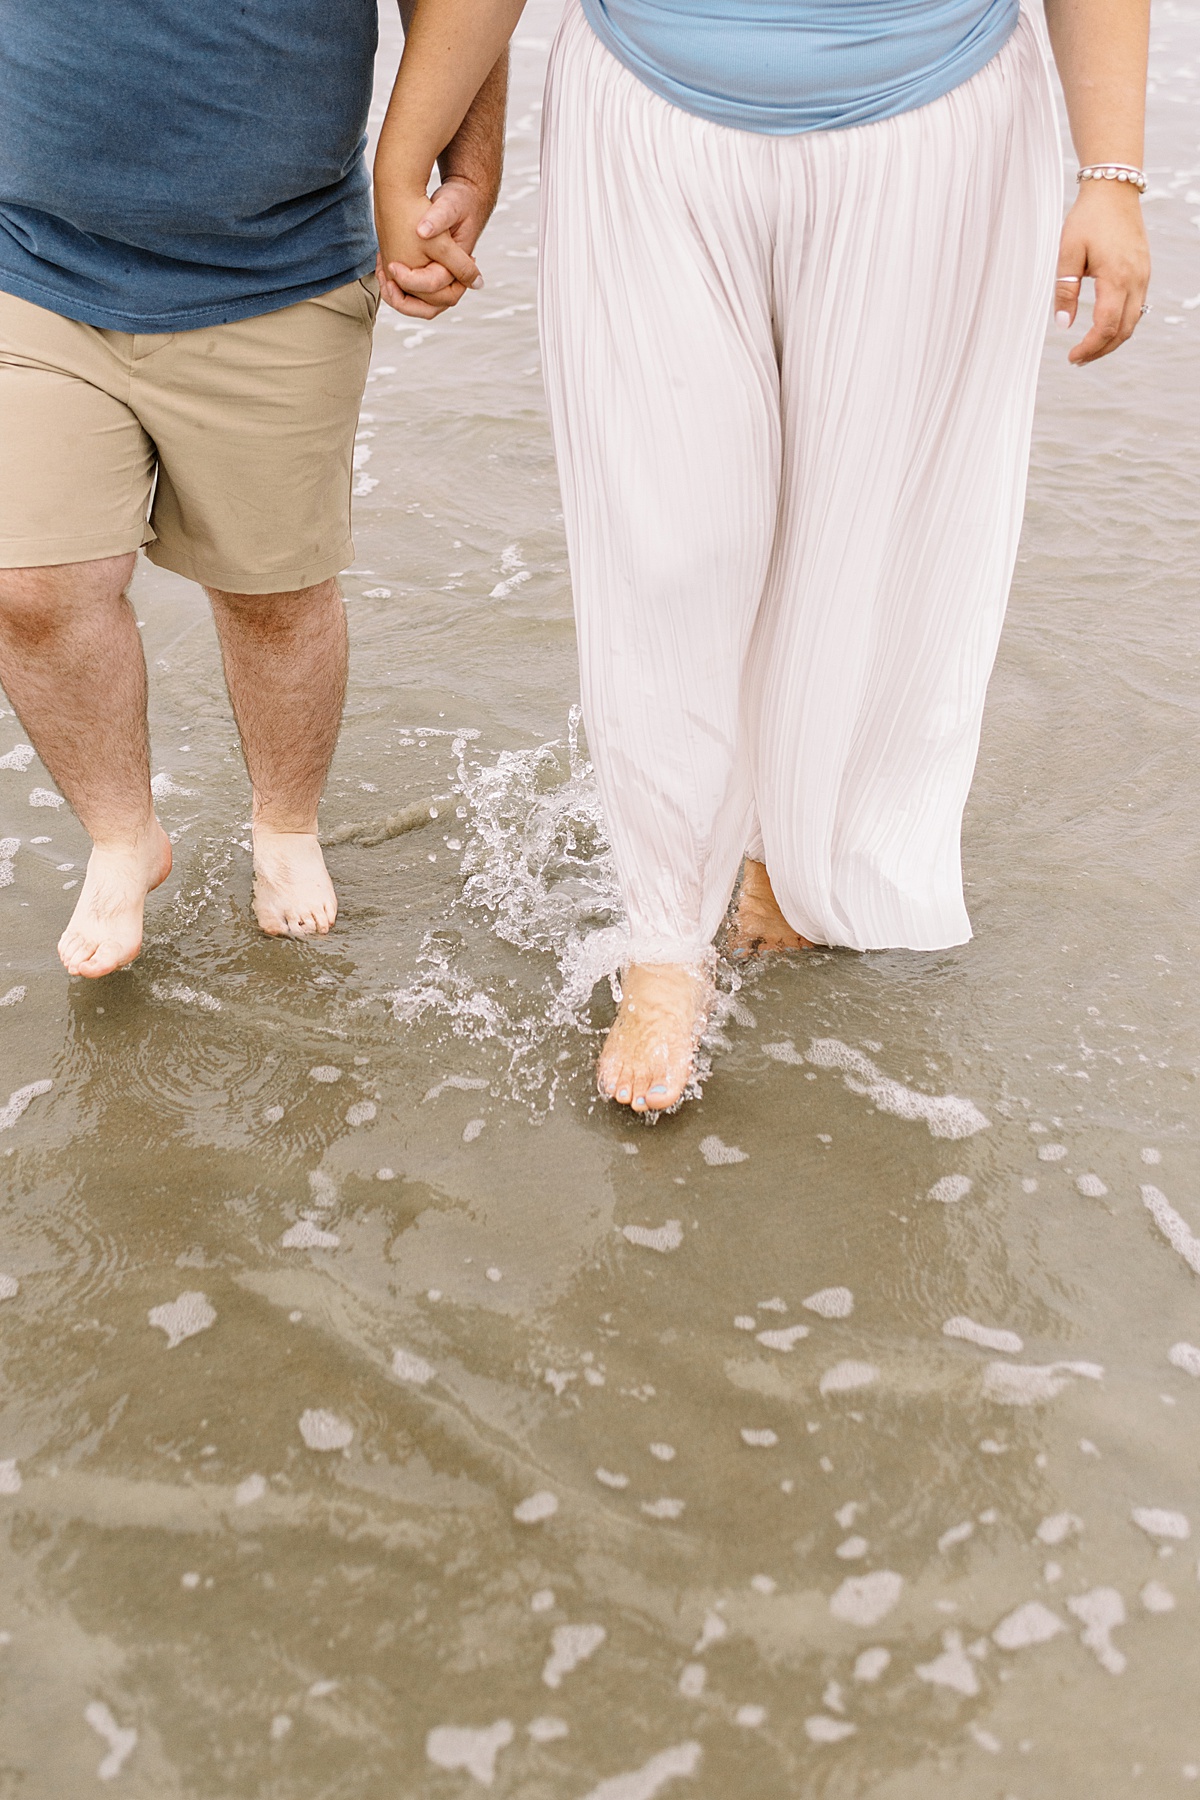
[
  {"xmin": 252, "ymin": 826, "xmax": 337, "ymax": 938},
  {"xmin": 57, "ymin": 819, "xmax": 173, "ymax": 978},
  {"xmin": 597, "ymin": 963, "xmax": 712, "ymax": 1113},
  {"xmin": 727, "ymin": 858, "xmax": 813, "ymax": 960}
]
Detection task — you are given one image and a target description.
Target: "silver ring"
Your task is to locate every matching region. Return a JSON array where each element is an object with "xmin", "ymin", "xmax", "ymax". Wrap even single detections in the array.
[{"xmin": 1057, "ymin": 276, "xmax": 1082, "ymax": 285}]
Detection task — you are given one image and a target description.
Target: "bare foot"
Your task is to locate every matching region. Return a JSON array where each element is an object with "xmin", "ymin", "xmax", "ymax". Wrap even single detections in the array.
[
  {"xmin": 727, "ymin": 858, "xmax": 813, "ymax": 960},
  {"xmin": 597, "ymin": 963, "xmax": 712, "ymax": 1113},
  {"xmin": 252, "ymin": 826, "xmax": 337, "ymax": 938},
  {"xmin": 57, "ymin": 819, "xmax": 173, "ymax": 978}
]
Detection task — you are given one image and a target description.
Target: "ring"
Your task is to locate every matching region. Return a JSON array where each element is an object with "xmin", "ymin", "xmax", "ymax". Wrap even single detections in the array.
[{"xmin": 1058, "ymin": 276, "xmax": 1081, "ymax": 285}]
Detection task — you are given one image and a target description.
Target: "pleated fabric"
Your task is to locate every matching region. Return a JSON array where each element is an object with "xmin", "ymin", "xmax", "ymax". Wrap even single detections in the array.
[{"xmin": 538, "ymin": 0, "xmax": 1061, "ymax": 961}]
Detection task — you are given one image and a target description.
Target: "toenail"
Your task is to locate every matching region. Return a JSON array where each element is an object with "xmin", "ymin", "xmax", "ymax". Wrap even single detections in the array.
[
  {"xmin": 617, "ymin": 1087, "xmax": 631, "ymax": 1103},
  {"xmin": 633, "ymin": 1095, "xmax": 646, "ymax": 1108},
  {"xmin": 649, "ymin": 1083, "xmax": 667, "ymax": 1095}
]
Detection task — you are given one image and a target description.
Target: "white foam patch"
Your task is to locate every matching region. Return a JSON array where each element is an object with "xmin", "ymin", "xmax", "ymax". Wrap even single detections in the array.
[
  {"xmin": 982, "ymin": 1360, "xmax": 1103, "ymax": 1404},
  {"xmin": 346, "ymin": 1101, "xmax": 377, "ymax": 1127},
  {"xmin": 641, "ymin": 1497, "xmax": 686, "ymax": 1519},
  {"xmin": 622, "ymin": 1221, "xmax": 683, "ymax": 1253},
  {"xmin": 1168, "ymin": 1342, "xmax": 1200, "ymax": 1377},
  {"xmin": 0, "ymin": 986, "xmax": 26, "ymax": 1007},
  {"xmin": 1076, "ymin": 1174, "xmax": 1108, "ymax": 1198},
  {"xmin": 392, "ymin": 1347, "xmax": 435, "ymax": 1385},
  {"xmin": 938, "ymin": 1521, "xmax": 975, "ymax": 1552},
  {"xmin": 234, "ymin": 1473, "xmax": 267, "ymax": 1506},
  {"xmin": 763, "ymin": 1041, "xmax": 805, "ymax": 1065},
  {"xmin": 1141, "ymin": 1147, "xmax": 1161, "ymax": 1165},
  {"xmin": 1037, "ymin": 1144, "xmax": 1067, "ymax": 1162},
  {"xmin": 698, "ymin": 1136, "xmax": 748, "ymax": 1166},
  {"xmin": 1141, "ymin": 1186, "xmax": 1200, "ymax": 1276},
  {"xmin": 916, "ymin": 1630, "xmax": 980, "ymax": 1696},
  {"xmin": 803, "ymin": 1287, "xmax": 854, "ymax": 1319},
  {"xmin": 85, "ymin": 1701, "xmax": 137, "ymax": 1781},
  {"xmin": 0, "ymin": 837, "xmax": 17, "ymax": 889},
  {"xmin": 0, "ymin": 1275, "xmax": 17, "ymax": 1301},
  {"xmin": 514, "ymin": 1491, "xmax": 558, "ymax": 1524},
  {"xmin": 820, "ymin": 1361, "xmax": 878, "ymax": 1395},
  {"xmin": 148, "ymin": 1291, "xmax": 215, "ymax": 1348},
  {"xmin": 308, "ymin": 1065, "xmax": 342, "ymax": 1084},
  {"xmin": 542, "ymin": 1623, "xmax": 606, "ymax": 1688},
  {"xmin": 0, "ymin": 1080, "xmax": 52, "ymax": 1133},
  {"xmin": 741, "ymin": 1428, "xmax": 778, "ymax": 1447},
  {"xmin": 1140, "ymin": 1580, "xmax": 1176, "ymax": 1614},
  {"xmin": 280, "ymin": 1220, "xmax": 339, "ymax": 1249},
  {"xmin": 1067, "ymin": 1588, "xmax": 1126, "ymax": 1674},
  {"xmin": 928, "ymin": 1175, "xmax": 973, "ymax": 1204},
  {"xmin": 758, "ymin": 1297, "xmax": 787, "ymax": 1312},
  {"xmin": 649, "ymin": 1443, "xmax": 675, "ymax": 1461},
  {"xmin": 0, "ymin": 1460, "xmax": 21, "ymax": 1495},
  {"xmin": 853, "ymin": 1647, "xmax": 890, "ymax": 1682},
  {"xmin": 830, "ymin": 1571, "xmax": 903, "ymax": 1626},
  {"xmin": 0, "ymin": 744, "xmax": 34, "ymax": 771},
  {"xmin": 756, "ymin": 1325, "xmax": 809, "ymax": 1352},
  {"xmin": 1131, "ymin": 1506, "xmax": 1189, "ymax": 1541},
  {"xmin": 678, "ymin": 1663, "xmax": 706, "ymax": 1698},
  {"xmin": 692, "ymin": 1611, "xmax": 727, "ymax": 1654},
  {"xmin": 595, "ymin": 1469, "xmax": 629, "ymax": 1489},
  {"xmin": 28, "ymin": 787, "xmax": 63, "ymax": 808},
  {"xmin": 943, "ymin": 1317, "xmax": 1023, "ymax": 1355},
  {"xmin": 578, "ymin": 1741, "xmax": 702, "ymax": 1800},
  {"xmin": 423, "ymin": 1075, "xmax": 489, "ymax": 1102},
  {"xmin": 735, "ymin": 1705, "xmax": 767, "ymax": 1728},
  {"xmin": 992, "ymin": 1602, "xmax": 1065, "ymax": 1650},
  {"xmin": 151, "ymin": 981, "xmax": 222, "ymax": 1012},
  {"xmin": 1036, "ymin": 1513, "xmax": 1082, "ymax": 1546},
  {"xmin": 426, "ymin": 1720, "xmax": 513, "ymax": 1786},
  {"xmin": 805, "ymin": 1039, "xmax": 989, "ymax": 1139},
  {"xmin": 836, "ymin": 1536, "xmax": 868, "ymax": 1559},
  {"xmin": 149, "ymin": 770, "xmax": 196, "ymax": 799},
  {"xmin": 463, "ymin": 1118, "xmax": 485, "ymax": 1142},
  {"xmin": 298, "ymin": 1409, "xmax": 353, "ymax": 1451},
  {"xmin": 805, "ymin": 1716, "xmax": 856, "ymax": 1743},
  {"xmin": 529, "ymin": 1716, "xmax": 569, "ymax": 1742}
]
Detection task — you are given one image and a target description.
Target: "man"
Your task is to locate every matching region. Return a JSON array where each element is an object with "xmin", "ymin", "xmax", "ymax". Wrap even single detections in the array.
[{"xmin": 0, "ymin": 0, "xmax": 505, "ymax": 977}]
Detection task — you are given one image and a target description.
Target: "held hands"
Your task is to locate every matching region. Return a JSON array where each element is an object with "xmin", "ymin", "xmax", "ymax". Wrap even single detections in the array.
[
  {"xmin": 375, "ymin": 177, "xmax": 489, "ymax": 320},
  {"xmin": 1054, "ymin": 180, "xmax": 1151, "ymax": 364}
]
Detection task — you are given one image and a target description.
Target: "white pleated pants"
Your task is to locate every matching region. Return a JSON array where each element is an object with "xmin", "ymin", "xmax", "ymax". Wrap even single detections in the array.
[{"xmin": 539, "ymin": 1, "xmax": 1061, "ymax": 961}]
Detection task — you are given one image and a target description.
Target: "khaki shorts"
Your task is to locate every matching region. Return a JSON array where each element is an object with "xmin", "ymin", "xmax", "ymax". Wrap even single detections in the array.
[{"xmin": 0, "ymin": 278, "xmax": 379, "ymax": 593}]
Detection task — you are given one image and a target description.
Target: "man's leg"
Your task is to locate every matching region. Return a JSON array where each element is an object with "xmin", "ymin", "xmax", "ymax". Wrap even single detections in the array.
[
  {"xmin": 0, "ymin": 555, "xmax": 172, "ymax": 976},
  {"xmin": 206, "ymin": 578, "xmax": 346, "ymax": 938}
]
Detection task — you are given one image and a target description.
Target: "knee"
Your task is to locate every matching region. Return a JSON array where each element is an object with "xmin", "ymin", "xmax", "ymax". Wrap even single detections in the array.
[
  {"xmin": 0, "ymin": 558, "xmax": 135, "ymax": 647},
  {"xmin": 207, "ymin": 578, "xmax": 342, "ymax": 635}
]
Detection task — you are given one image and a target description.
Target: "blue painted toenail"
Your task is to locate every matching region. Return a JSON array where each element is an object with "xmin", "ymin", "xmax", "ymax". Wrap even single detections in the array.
[
  {"xmin": 617, "ymin": 1087, "xmax": 631, "ymax": 1103},
  {"xmin": 649, "ymin": 1084, "xmax": 668, "ymax": 1095}
]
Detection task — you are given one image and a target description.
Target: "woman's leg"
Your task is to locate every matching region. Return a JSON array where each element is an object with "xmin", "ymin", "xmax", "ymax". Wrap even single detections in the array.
[
  {"xmin": 747, "ymin": 12, "xmax": 1062, "ymax": 952},
  {"xmin": 539, "ymin": 4, "xmax": 780, "ymax": 1105}
]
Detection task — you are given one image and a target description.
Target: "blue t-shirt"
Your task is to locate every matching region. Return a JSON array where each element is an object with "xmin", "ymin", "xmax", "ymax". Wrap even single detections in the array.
[
  {"xmin": 0, "ymin": 0, "xmax": 378, "ymax": 332},
  {"xmin": 579, "ymin": 0, "xmax": 1020, "ymax": 135}
]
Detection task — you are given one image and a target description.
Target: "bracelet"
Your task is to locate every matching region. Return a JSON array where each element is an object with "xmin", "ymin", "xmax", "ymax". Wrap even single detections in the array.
[{"xmin": 1077, "ymin": 163, "xmax": 1147, "ymax": 195}]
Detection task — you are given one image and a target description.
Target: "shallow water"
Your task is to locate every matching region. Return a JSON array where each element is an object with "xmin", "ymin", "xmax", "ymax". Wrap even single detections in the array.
[{"xmin": 3, "ymin": 5, "xmax": 1200, "ymax": 1796}]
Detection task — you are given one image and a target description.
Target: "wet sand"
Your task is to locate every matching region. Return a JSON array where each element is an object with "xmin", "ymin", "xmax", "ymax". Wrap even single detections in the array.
[{"xmin": 2, "ymin": 4, "xmax": 1200, "ymax": 1795}]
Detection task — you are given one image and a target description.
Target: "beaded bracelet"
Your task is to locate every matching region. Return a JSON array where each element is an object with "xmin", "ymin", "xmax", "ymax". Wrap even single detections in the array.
[{"xmin": 1077, "ymin": 163, "xmax": 1148, "ymax": 195}]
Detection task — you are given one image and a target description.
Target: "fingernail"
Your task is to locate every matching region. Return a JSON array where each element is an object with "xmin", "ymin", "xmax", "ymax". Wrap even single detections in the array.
[
  {"xmin": 471, "ymin": 275, "xmax": 484, "ymax": 290},
  {"xmin": 417, "ymin": 223, "xmax": 432, "ymax": 238},
  {"xmin": 1055, "ymin": 310, "xmax": 1071, "ymax": 330}
]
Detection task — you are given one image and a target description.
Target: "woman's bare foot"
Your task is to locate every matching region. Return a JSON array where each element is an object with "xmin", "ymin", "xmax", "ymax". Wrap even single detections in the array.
[
  {"xmin": 727, "ymin": 858, "xmax": 813, "ymax": 960},
  {"xmin": 597, "ymin": 963, "xmax": 712, "ymax": 1113},
  {"xmin": 57, "ymin": 819, "xmax": 173, "ymax": 978},
  {"xmin": 252, "ymin": 826, "xmax": 337, "ymax": 938}
]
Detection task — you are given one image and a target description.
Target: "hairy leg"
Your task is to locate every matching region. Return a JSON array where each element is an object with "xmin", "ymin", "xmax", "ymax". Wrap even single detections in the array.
[
  {"xmin": 596, "ymin": 963, "xmax": 713, "ymax": 1113},
  {"xmin": 206, "ymin": 578, "xmax": 346, "ymax": 938},
  {"xmin": 0, "ymin": 555, "xmax": 171, "ymax": 977},
  {"xmin": 727, "ymin": 858, "xmax": 813, "ymax": 959}
]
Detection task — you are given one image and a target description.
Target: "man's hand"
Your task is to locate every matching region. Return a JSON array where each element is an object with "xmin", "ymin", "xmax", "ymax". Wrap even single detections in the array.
[{"xmin": 376, "ymin": 176, "xmax": 489, "ymax": 318}]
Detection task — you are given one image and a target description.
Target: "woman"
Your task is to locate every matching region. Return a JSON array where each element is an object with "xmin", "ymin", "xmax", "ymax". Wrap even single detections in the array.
[{"xmin": 374, "ymin": 0, "xmax": 1150, "ymax": 1113}]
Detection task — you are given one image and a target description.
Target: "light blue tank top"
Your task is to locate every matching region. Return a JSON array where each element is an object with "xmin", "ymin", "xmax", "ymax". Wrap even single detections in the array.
[{"xmin": 578, "ymin": 0, "xmax": 1020, "ymax": 135}]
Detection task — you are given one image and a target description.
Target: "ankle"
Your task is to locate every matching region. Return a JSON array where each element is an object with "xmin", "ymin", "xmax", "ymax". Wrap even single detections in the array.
[
  {"xmin": 89, "ymin": 814, "xmax": 163, "ymax": 854},
  {"xmin": 252, "ymin": 818, "xmax": 319, "ymax": 840}
]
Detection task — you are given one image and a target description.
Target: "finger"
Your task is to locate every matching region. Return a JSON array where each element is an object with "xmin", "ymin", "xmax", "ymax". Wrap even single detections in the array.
[
  {"xmin": 1069, "ymin": 275, "xmax": 1128, "ymax": 365},
  {"xmin": 421, "ymin": 228, "xmax": 481, "ymax": 291},
  {"xmin": 1053, "ymin": 262, "xmax": 1085, "ymax": 331},
  {"xmin": 416, "ymin": 188, "xmax": 469, "ymax": 241},
  {"xmin": 378, "ymin": 273, "xmax": 438, "ymax": 320},
  {"xmin": 387, "ymin": 259, "xmax": 455, "ymax": 297}
]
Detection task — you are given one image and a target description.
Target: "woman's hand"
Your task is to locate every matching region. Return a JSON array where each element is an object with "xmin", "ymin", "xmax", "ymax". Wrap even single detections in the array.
[
  {"xmin": 1054, "ymin": 180, "xmax": 1151, "ymax": 366},
  {"xmin": 374, "ymin": 180, "xmax": 482, "ymax": 320}
]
